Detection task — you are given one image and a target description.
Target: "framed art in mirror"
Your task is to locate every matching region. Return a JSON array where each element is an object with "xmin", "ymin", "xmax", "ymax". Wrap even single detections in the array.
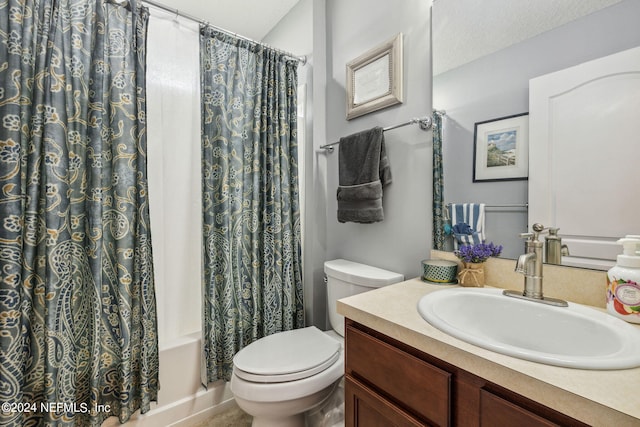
[
  {"xmin": 473, "ymin": 113, "xmax": 529, "ymax": 182},
  {"xmin": 346, "ymin": 33, "xmax": 403, "ymax": 120}
]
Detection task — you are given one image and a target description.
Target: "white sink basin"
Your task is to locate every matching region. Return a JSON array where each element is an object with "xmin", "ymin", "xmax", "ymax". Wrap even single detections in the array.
[{"xmin": 417, "ymin": 288, "xmax": 640, "ymax": 370}]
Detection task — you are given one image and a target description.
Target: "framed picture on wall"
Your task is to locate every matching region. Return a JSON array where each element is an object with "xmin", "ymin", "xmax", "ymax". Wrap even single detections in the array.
[
  {"xmin": 346, "ymin": 33, "xmax": 404, "ymax": 120},
  {"xmin": 473, "ymin": 113, "xmax": 529, "ymax": 182}
]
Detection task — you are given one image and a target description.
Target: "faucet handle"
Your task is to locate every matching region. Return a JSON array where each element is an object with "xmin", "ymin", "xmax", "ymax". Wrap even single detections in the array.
[
  {"xmin": 532, "ymin": 223, "xmax": 546, "ymax": 233},
  {"xmin": 519, "ymin": 232, "xmax": 534, "ymax": 241},
  {"xmin": 530, "ymin": 223, "xmax": 549, "ymax": 241}
]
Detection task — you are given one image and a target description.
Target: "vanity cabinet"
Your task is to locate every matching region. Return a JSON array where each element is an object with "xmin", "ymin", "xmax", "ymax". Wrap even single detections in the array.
[{"xmin": 345, "ymin": 320, "xmax": 588, "ymax": 427}]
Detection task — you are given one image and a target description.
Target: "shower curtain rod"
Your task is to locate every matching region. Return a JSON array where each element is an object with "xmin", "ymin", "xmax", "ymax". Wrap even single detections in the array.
[
  {"xmin": 141, "ymin": 0, "xmax": 307, "ymax": 65},
  {"xmin": 320, "ymin": 116, "xmax": 433, "ymax": 152}
]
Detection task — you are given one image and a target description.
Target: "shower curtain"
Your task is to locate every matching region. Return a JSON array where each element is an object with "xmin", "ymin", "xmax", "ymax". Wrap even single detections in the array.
[
  {"xmin": 433, "ymin": 112, "xmax": 446, "ymax": 250},
  {"xmin": 200, "ymin": 27, "xmax": 304, "ymax": 383},
  {"xmin": 0, "ymin": 0, "xmax": 158, "ymax": 425},
  {"xmin": 146, "ymin": 7, "xmax": 202, "ymax": 346}
]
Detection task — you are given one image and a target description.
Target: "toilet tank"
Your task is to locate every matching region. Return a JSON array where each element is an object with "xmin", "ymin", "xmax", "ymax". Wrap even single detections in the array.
[{"xmin": 324, "ymin": 259, "xmax": 404, "ymax": 337}]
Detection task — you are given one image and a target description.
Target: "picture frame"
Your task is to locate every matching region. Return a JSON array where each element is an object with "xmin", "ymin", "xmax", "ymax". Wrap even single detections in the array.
[
  {"xmin": 346, "ymin": 33, "xmax": 403, "ymax": 120},
  {"xmin": 473, "ymin": 113, "xmax": 529, "ymax": 182}
]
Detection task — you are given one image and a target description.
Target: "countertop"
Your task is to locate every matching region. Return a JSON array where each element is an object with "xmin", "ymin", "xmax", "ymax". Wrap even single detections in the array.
[{"xmin": 337, "ymin": 278, "xmax": 640, "ymax": 427}]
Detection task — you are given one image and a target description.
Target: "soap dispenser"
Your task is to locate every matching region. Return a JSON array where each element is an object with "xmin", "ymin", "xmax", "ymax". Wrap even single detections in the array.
[
  {"xmin": 607, "ymin": 237, "xmax": 640, "ymax": 324},
  {"xmin": 544, "ymin": 228, "xmax": 562, "ymax": 265}
]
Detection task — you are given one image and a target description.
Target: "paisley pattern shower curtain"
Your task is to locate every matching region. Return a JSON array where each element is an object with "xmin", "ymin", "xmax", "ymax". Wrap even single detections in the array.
[
  {"xmin": 0, "ymin": 1, "xmax": 158, "ymax": 425},
  {"xmin": 200, "ymin": 27, "xmax": 304, "ymax": 383},
  {"xmin": 433, "ymin": 112, "xmax": 446, "ymax": 250}
]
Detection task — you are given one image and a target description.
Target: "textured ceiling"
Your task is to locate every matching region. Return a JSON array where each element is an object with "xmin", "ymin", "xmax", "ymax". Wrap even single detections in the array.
[
  {"xmin": 433, "ymin": 0, "xmax": 623, "ymax": 75},
  {"xmin": 145, "ymin": 0, "xmax": 300, "ymax": 41},
  {"xmin": 144, "ymin": 0, "xmax": 623, "ymax": 73}
]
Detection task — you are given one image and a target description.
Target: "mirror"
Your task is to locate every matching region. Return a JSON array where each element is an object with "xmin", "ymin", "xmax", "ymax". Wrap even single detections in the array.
[{"xmin": 432, "ymin": 0, "xmax": 640, "ymax": 266}]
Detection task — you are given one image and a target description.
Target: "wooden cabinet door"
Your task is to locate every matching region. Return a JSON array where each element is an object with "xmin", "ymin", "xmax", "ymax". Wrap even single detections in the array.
[
  {"xmin": 346, "ymin": 325, "xmax": 451, "ymax": 426},
  {"xmin": 345, "ymin": 375, "xmax": 429, "ymax": 427}
]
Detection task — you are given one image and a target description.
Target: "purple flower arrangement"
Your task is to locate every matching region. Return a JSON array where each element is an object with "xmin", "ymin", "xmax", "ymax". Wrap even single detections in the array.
[{"xmin": 455, "ymin": 242, "xmax": 503, "ymax": 264}]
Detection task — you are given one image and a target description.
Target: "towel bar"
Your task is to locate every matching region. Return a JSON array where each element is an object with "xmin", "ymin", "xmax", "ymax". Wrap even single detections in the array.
[{"xmin": 320, "ymin": 116, "xmax": 432, "ymax": 152}]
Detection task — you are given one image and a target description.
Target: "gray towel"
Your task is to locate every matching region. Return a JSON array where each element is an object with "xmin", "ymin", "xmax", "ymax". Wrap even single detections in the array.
[{"xmin": 337, "ymin": 127, "xmax": 392, "ymax": 223}]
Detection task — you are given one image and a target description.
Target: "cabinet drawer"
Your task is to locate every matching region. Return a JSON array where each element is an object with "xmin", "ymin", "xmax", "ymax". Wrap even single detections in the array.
[
  {"xmin": 480, "ymin": 389, "xmax": 559, "ymax": 427},
  {"xmin": 346, "ymin": 325, "xmax": 451, "ymax": 426}
]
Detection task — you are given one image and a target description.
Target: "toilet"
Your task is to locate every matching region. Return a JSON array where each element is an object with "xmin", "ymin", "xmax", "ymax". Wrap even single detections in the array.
[{"xmin": 230, "ymin": 259, "xmax": 404, "ymax": 427}]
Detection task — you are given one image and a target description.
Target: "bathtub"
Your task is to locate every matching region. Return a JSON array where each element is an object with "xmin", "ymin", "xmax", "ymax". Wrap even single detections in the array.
[{"xmin": 102, "ymin": 331, "xmax": 234, "ymax": 427}]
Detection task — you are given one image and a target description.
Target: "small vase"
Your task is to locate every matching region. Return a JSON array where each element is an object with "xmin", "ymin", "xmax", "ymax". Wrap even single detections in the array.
[{"xmin": 458, "ymin": 262, "xmax": 485, "ymax": 287}]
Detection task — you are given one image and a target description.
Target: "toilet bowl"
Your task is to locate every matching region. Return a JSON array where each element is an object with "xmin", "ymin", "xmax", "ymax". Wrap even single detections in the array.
[{"xmin": 230, "ymin": 259, "xmax": 404, "ymax": 427}]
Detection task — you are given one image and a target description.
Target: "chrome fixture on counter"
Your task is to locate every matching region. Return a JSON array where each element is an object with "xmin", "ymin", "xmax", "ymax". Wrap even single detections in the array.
[
  {"xmin": 544, "ymin": 227, "xmax": 570, "ymax": 265},
  {"xmin": 503, "ymin": 223, "xmax": 568, "ymax": 307}
]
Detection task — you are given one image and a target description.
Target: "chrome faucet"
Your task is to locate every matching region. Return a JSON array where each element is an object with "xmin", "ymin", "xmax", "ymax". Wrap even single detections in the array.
[{"xmin": 503, "ymin": 223, "xmax": 568, "ymax": 307}]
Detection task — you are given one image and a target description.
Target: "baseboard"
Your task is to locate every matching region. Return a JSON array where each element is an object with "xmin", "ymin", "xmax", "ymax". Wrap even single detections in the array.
[
  {"xmin": 168, "ymin": 398, "xmax": 238, "ymax": 427},
  {"xmin": 102, "ymin": 382, "xmax": 233, "ymax": 427}
]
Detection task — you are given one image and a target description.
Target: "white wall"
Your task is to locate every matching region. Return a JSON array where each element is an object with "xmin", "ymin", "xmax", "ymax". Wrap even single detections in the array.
[{"xmin": 434, "ymin": 0, "xmax": 640, "ymax": 259}]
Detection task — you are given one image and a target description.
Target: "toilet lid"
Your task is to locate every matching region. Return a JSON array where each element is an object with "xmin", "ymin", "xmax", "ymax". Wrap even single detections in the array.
[{"xmin": 233, "ymin": 326, "xmax": 341, "ymax": 383}]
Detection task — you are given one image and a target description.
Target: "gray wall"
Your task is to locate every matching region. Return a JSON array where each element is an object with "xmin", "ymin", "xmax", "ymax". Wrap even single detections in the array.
[
  {"xmin": 262, "ymin": 0, "xmax": 313, "ymax": 59},
  {"xmin": 434, "ymin": 0, "xmax": 640, "ymax": 259},
  {"xmin": 287, "ymin": 0, "xmax": 431, "ymax": 329},
  {"xmin": 324, "ymin": 0, "xmax": 432, "ymax": 276},
  {"xmin": 269, "ymin": 0, "xmax": 433, "ymax": 329}
]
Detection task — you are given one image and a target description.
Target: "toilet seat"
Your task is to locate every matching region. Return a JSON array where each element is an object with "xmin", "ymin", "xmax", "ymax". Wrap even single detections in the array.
[
  {"xmin": 231, "ymin": 344, "xmax": 344, "ymax": 403},
  {"xmin": 233, "ymin": 326, "xmax": 341, "ymax": 383}
]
